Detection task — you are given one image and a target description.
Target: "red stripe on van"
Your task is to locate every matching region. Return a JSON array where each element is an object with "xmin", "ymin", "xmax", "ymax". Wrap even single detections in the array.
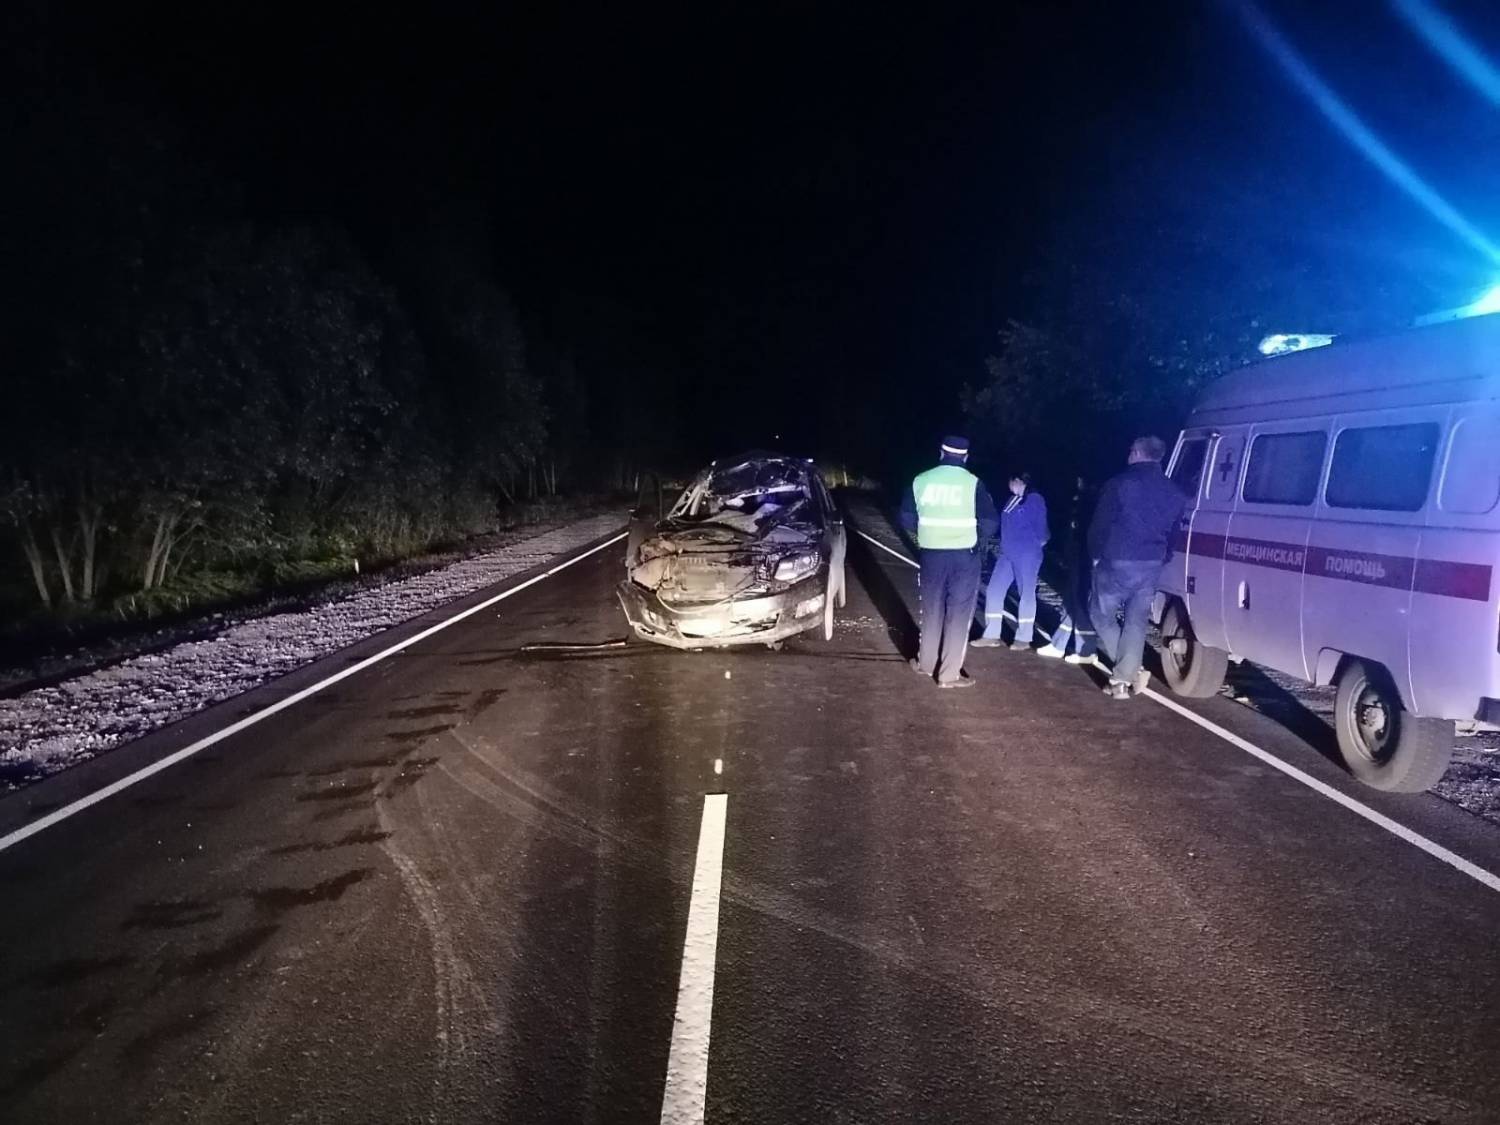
[
  {"xmin": 1223, "ymin": 535, "xmax": 1306, "ymax": 574},
  {"xmin": 1414, "ymin": 559, "xmax": 1492, "ymax": 602},
  {"xmin": 1304, "ymin": 546, "xmax": 1414, "ymax": 592},
  {"xmin": 1181, "ymin": 531, "xmax": 1226, "ymax": 559},
  {"xmin": 1175, "ymin": 529, "xmax": 1493, "ymax": 602}
]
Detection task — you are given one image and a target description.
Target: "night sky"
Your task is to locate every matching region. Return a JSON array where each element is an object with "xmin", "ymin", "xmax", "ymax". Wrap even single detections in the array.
[{"xmin": 8, "ymin": 0, "xmax": 1500, "ymax": 471}]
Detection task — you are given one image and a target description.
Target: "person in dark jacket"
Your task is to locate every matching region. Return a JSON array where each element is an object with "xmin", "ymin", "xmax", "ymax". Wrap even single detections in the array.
[
  {"xmin": 1088, "ymin": 436, "xmax": 1187, "ymax": 700},
  {"xmin": 1037, "ymin": 475, "xmax": 1098, "ymax": 663},
  {"xmin": 973, "ymin": 472, "xmax": 1048, "ymax": 650},
  {"xmin": 899, "ymin": 436, "xmax": 1001, "ymax": 688}
]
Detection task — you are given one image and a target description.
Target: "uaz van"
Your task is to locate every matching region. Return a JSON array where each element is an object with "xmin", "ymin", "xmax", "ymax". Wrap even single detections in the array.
[{"xmin": 1156, "ymin": 312, "xmax": 1500, "ymax": 793}]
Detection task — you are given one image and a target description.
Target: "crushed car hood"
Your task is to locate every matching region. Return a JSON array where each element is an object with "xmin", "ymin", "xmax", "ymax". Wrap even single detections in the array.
[
  {"xmin": 630, "ymin": 523, "xmax": 816, "ymax": 607},
  {"xmin": 627, "ymin": 454, "xmax": 825, "ymax": 608}
]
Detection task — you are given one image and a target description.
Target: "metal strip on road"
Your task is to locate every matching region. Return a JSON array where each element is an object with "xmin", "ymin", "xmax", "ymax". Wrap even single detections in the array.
[
  {"xmin": 851, "ymin": 525, "xmax": 1500, "ymax": 897},
  {"xmin": 856, "ymin": 529, "xmax": 920, "ymax": 568},
  {"xmin": 0, "ymin": 531, "xmax": 629, "ymax": 856},
  {"xmin": 661, "ymin": 792, "xmax": 728, "ymax": 1125}
]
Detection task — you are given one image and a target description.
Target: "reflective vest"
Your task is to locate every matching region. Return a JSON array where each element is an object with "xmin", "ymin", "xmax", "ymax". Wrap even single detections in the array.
[{"xmin": 912, "ymin": 464, "xmax": 979, "ymax": 549}]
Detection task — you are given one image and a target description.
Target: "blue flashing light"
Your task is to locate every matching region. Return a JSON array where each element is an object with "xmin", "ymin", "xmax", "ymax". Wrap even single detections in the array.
[
  {"xmin": 1392, "ymin": 0, "xmax": 1500, "ymax": 109},
  {"xmin": 1259, "ymin": 333, "xmax": 1336, "ymax": 357},
  {"xmin": 1413, "ymin": 281, "xmax": 1500, "ymax": 326},
  {"xmin": 1469, "ymin": 283, "xmax": 1500, "ymax": 317},
  {"xmin": 1234, "ymin": 1, "xmax": 1500, "ymax": 265}
]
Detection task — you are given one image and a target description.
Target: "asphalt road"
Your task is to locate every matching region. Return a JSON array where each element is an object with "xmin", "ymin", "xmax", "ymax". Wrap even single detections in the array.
[{"xmin": 4, "ymin": 514, "xmax": 1500, "ymax": 1124}]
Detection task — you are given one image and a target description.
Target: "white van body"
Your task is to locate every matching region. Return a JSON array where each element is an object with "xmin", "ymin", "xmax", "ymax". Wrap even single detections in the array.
[{"xmin": 1158, "ymin": 312, "xmax": 1500, "ymax": 791}]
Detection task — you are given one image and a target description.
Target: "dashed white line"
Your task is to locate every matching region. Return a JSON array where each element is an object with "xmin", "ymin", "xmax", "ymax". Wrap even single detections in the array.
[
  {"xmin": 0, "ymin": 531, "xmax": 629, "ymax": 856},
  {"xmin": 661, "ymin": 792, "xmax": 728, "ymax": 1125},
  {"xmin": 852, "ymin": 525, "xmax": 1500, "ymax": 896}
]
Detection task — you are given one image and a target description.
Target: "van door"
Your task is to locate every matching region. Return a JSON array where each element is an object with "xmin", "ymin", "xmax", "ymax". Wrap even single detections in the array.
[
  {"xmin": 1302, "ymin": 411, "xmax": 1444, "ymax": 710},
  {"xmin": 1162, "ymin": 431, "xmax": 1212, "ymax": 601},
  {"xmin": 1415, "ymin": 405, "xmax": 1500, "ymax": 718},
  {"xmin": 1182, "ymin": 426, "xmax": 1246, "ymax": 651},
  {"xmin": 1223, "ymin": 423, "xmax": 1329, "ymax": 679}
]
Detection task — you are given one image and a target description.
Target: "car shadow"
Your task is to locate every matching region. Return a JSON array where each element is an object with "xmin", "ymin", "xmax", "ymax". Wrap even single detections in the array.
[
  {"xmin": 1214, "ymin": 660, "xmax": 1348, "ymax": 771},
  {"xmin": 840, "ymin": 512, "xmax": 918, "ymax": 657}
]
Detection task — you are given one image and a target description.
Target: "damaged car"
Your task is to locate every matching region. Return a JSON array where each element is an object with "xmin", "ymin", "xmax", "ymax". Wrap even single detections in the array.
[{"xmin": 618, "ymin": 453, "xmax": 848, "ymax": 649}]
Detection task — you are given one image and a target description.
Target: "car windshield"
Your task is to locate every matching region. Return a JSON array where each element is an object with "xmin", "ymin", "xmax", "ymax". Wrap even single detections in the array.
[{"xmin": 668, "ymin": 457, "xmax": 814, "ymax": 533}]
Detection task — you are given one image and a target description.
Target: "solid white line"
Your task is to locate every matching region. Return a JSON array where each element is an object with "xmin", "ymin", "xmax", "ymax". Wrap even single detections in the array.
[
  {"xmin": 1143, "ymin": 688, "xmax": 1500, "ymax": 893},
  {"xmin": 855, "ymin": 517, "xmax": 1500, "ymax": 895},
  {"xmin": 660, "ymin": 793, "xmax": 728, "ymax": 1125},
  {"xmin": 0, "ymin": 531, "xmax": 629, "ymax": 856},
  {"xmin": 854, "ymin": 529, "xmax": 920, "ymax": 568}
]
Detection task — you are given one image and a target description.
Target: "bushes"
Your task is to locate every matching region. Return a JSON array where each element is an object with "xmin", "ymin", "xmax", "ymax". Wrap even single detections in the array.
[{"xmin": 0, "ymin": 106, "xmax": 605, "ymax": 625}]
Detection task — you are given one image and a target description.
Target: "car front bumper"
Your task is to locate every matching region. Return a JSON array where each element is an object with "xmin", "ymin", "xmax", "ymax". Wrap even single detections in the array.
[{"xmin": 616, "ymin": 577, "xmax": 826, "ymax": 649}]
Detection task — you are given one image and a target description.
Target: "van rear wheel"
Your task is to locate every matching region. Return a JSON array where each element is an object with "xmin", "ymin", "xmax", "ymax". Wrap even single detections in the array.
[
  {"xmin": 1159, "ymin": 601, "xmax": 1229, "ymax": 699},
  {"xmin": 1333, "ymin": 660, "xmax": 1454, "ymax": 793}
]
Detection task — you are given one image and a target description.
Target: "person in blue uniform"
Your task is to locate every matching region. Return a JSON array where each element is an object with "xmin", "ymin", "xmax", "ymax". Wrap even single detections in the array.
[
  {"xmin": 899, "ymin": 436, "xmax": 1000, "ymax": 688},
  {"xmin": 973, "ymin": 471, "xmax": 1049, "ymax": 650}
]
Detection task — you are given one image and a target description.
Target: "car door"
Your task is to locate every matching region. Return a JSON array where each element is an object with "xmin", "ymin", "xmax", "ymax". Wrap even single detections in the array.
[
  {"xmin": 1223, "ymin": 422, "xmax": 1329, "ymax": 679},
  {"xmin": 813, "ymin": 472, "xmax": 847, "ymax": 578}
]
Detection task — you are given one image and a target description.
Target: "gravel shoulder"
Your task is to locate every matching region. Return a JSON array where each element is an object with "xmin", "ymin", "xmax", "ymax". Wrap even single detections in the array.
[{"xmin": 0, "ymin": 512, "xmax": 624, "ymax": 789}]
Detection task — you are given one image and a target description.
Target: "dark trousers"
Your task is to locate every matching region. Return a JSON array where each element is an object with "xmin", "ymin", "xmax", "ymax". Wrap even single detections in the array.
[
  {"xmin": 1090, "ymin": 558, "xmax": 1161, "ymax": 685},
  {"xmin": 1052, "ymin": 549, "xmax": 1097, "ymax": 656},
  {"xmin": 917, "ymin": 547, "xmax": 982, "ymax": 683}
]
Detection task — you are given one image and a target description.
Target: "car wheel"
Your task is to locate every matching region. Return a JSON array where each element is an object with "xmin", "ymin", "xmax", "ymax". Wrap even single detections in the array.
[
  {"xmin": 1158, "ymin": 601, "xmax": 1228, "ymax": 699},
  {"xmin": 1333, "ymin": 660, "xmax": 1454, "ymax": 793}
]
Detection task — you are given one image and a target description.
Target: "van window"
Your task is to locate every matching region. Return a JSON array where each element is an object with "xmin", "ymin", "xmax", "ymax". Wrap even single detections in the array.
[
  {"xmin": 1439, "ymin": 412, "xmax": 1500, "ymax": 515},
  {"xmin": 1207, "ymin": 435, "xmax": 1243, "ymax": 500},
  {"xmin": 1242, "ymin": 431, "xmax": 1325, "ymax": 506},
  {"xmin": 1326, "ymin": 422, "xmax": 1439, "ymax": 512},
  {"xmin": 1169, "ymin": 438, "xmax": 1210, "ymax": 499}
]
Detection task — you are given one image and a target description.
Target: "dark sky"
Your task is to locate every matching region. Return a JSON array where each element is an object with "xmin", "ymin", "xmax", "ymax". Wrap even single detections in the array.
[{"xmin": 9, "ymin": 1, "xmax": 1500, "ymax": 467}]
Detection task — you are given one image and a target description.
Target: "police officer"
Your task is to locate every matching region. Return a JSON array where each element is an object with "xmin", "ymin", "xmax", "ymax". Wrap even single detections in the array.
[{"xmin": 899, "ymin": 435, "xmax": 1000, "ymax": 688}]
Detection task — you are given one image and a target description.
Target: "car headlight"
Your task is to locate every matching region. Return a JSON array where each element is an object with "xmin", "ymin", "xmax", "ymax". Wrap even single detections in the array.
[{"xmin": 773, "ymin": 551, "xmax": 822, "ymax": 583}]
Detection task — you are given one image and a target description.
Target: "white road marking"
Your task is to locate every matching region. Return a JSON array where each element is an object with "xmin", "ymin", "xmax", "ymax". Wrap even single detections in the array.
[
  {"xmin": 853, "ymin": 526, "xmax": 1500, "ymax": 896},
  {"xmin": 661, "ymin": 792, "xmax": 728, "ymax": 1125},
  {"xmin": 0, "ymin": 531, "xmax": 629, "ymax": 856},
  {"xmin": 1143, "ymin": 689, "xmax": 1500, "ymax": 894}
]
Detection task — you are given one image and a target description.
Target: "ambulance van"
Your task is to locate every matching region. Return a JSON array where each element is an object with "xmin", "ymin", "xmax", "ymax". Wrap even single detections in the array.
[{"xmin": 1157, "ymin": 312, "xmax": 1500, "ymax": 792}]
